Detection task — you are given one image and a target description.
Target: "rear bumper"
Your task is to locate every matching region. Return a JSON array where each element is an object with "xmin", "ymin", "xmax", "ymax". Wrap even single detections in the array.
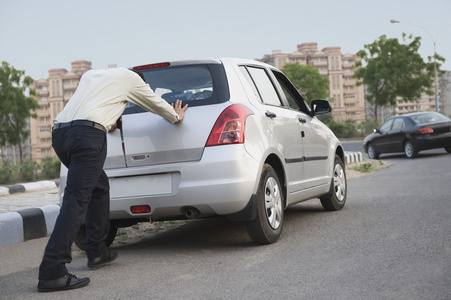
[
  {"xmin": 413, "ymin": 133, "xmax": 451, "ymax": 151},
  {"xmin": 103, "ymin": 145, "xmax": 260, "ymax": 221}
]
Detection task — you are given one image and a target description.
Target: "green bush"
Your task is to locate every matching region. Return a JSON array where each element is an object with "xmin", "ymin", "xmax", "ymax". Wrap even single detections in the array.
[
  {"xmin": 0, "ymin": 161, "xmax": 15, "ymax": 184},
  {"xmin": 0, "ymin": 157, "xmax": 61, "ymax": 185},
  {"xmin": 18, "ymin": 159, "xmax": 38, "ymax": 182},
  {"xmin": 41, "ymin": 157, "xmax": 61, "ymax": 180}
]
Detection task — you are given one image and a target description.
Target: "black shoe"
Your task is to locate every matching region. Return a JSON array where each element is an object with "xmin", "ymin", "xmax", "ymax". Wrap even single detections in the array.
[
  {"xmin": 87, "ymin": 250, "xmax": 118, "ymax": 270},
  {"xmin": 37, "ymin": 274, "xmax": 90, "ymax": 292}
]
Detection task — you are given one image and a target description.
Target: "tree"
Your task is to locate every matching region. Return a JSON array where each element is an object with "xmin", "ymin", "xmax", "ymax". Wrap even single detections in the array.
[
  {"xmin": 354, "ymin": 34, "xmax": 443, "ymax": 127},
  {"xmin": 281, "ymin": 62, "xmax": 329, "ymax": 106},
  {"xmin": 0, "ymin": 61, "xmax": 39, "ymax": 164}
]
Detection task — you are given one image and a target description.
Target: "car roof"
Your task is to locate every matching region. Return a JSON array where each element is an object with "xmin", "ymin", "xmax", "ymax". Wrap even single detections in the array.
[
  {"xmin": 132, "ymin": 57, "xmax": 276, "ymax": 70},
  {"xmin": 399, "ymin": 111, "xmax": 443, "ymax": 117},
  {"xmin": 386, "ymin": 111, "xmax": 445, "ymax": 120}
]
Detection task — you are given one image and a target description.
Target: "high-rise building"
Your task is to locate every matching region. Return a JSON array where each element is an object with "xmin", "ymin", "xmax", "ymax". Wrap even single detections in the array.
[
  {"xmin": 257, "ymin": 42, "xmax": 366, "ymax": 123},
  {"xmin": 30, "ymin": 60, "xmax": 92, "ymax": 162}
]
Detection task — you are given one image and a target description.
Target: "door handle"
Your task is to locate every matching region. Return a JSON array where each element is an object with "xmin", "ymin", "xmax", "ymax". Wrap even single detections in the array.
[{"xmin": 265, "ymin": 111, "xmax": 276, "ymax": 118}]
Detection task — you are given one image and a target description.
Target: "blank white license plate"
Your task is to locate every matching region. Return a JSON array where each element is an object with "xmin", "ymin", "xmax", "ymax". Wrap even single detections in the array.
[{"xmin": 110, "ymin": 174, "xmax": 172, "ymax": 198}]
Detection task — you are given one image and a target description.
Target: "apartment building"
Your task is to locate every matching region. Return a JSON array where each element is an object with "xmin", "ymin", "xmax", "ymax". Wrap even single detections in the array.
[
  {"xmin": 386, "ymin": 72, "xmax": 450, "ymax": 117},
  {"xmin": 30, "ymin": 60, "xmax": 92, "ymax": 162},
  {"xmin": 257, "ymin": 42, "xmax": 366, "ymax": 123}
]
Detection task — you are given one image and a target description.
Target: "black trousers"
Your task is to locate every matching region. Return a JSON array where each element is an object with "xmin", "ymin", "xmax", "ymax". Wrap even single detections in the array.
[{"xmin": 39, "ymin": 124, "xmax": 110, "ymax": 280}]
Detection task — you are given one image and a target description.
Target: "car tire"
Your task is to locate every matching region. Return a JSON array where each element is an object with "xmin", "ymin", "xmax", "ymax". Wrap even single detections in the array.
[
  {"xmin": 74, "ymin": 223, "xmax": 118, "ymax": 251},
  {"xmin": 320, "ymin": 155, "xmax": 347, "ymax": 211},
  {"xmin": 404, "ymin": 141, "xmax": 418, "ymax": 158},
  {"xmin": 246, "ymin": 164, "xmax": 284, "ymax": 244},
  {"xmin": 367, "ymin": 144, "xmax": 379, "ymax": 159}
]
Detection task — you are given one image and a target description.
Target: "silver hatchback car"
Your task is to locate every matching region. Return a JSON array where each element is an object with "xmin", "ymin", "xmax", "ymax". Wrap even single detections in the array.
[{"xmin": 60, "ymin": 57, "xmax": 347, "ymax": 248}]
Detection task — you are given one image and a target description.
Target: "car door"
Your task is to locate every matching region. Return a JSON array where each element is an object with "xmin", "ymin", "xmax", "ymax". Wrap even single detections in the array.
[
  {"xmin": 239, "ymin": 66, "xmax": 305, "ymax": 194},
  {"xmin": 373, "ymin": 119, "xmax": 394, "ymax": 153},
  {"xmin": 387, "ymin": 117, "xmax": 407, "ymax": 152},
  {"xmin": 270, "ymin": 70, "xmax": 329, "ymax": 190}
]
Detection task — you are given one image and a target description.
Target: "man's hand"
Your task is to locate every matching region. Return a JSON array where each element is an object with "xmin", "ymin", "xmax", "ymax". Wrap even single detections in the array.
[
  {"xmin": 108, "ymin": 123, "xmax": 117, "ymax": 132},
  {"xmin": 172, "ymin": 100, "xmax": 188, "ymax": 124}
]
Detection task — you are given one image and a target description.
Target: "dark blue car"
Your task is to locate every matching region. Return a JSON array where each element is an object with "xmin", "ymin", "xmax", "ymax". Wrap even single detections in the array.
[{"xmin": 363, "ymin": 112, "xmax": 451, "ymax": 159}]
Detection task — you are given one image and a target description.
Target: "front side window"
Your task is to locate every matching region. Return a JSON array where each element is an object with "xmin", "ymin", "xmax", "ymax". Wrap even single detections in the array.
[
  {"xmin": 272, "ymin": 70, "xmax": 309, "ymax": 113},
  {"xmin": 379, "ymin": 119, "xmax": 394, "ymax": 132}
]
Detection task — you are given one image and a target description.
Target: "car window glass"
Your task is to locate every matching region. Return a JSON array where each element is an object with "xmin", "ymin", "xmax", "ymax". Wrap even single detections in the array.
[
  {"xmin": 379, "ymin": 119, "xmax": 393, "ymax": 132},
  {"xmin": 409, "ymin": 112, "xmax": 450, "ymax": 125},
  {"xmin": 246, "ymin": 67, "xmax": 282, "ymax": 107},
  {"xmin": 239, "ymin": 66, "xmax": 262, "ymax": 102},
  {"xmin": 391, "ymin": 118, "xmax": 405, "ymax": 130},
  {"xmin": 124, "ymin": 64, "xmax": 230, "ymax": 114},
  {"xmin": 272, "ymin": 70, "xmax": 309, "ymax": 113}
]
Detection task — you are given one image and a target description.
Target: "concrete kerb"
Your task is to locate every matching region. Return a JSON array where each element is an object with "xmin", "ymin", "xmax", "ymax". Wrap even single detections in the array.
[
  {"xmin": 0, "ymin": 180, "xmax": 60, "ymax": 248},
  {"xmin": 345, "ymin": 151, "xmax": 363, "ymax": 165},
  {"xmin": 0, "ymin": 204, "xmax": 61, "ymax": 248},
  {"xmin": 0, "ymin": 153, "xmax": 363, "ymax": 249},
  {"xmin": 0, "ymin": 180, "xmax": 59, "ymax": 196}
]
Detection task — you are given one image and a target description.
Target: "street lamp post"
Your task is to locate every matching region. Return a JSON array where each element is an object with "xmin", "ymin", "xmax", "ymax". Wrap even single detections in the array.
[{"xmin": 390, "ymin": 19, "xmax": 451, "ymax": 112}]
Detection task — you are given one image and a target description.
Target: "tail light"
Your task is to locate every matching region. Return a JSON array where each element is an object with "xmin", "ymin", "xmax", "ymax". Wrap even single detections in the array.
[
  {"xmin": 130, "ymin": 205, "xmax": 151, "ymax": 214},
  {"xmin": 206, "ymin": 104, "xmax": 254, "ymax": 147},
  {"xmin": 133, "ymin": 62, "xmax": 170, "ymax": 70},
  {"xmin": 418, "ymin": 127, "xmax": 433, "ymax": 134}
]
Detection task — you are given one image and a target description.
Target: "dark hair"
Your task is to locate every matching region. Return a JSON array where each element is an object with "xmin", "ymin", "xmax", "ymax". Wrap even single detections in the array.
[{"xmin": 130, "ymin": 69, "xmax": 145, "ymax": 81}]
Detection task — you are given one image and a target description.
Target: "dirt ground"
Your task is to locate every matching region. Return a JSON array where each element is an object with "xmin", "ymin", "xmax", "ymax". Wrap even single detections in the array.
[{"xmin": 346, "ymin": 159, "xmax": 391, "ymax": 180}]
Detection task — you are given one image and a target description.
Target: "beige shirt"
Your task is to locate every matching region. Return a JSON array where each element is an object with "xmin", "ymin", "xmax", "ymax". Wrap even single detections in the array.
[{"xmin": 54, "ymin": 68, "xmax": 179, "ymax": 131}]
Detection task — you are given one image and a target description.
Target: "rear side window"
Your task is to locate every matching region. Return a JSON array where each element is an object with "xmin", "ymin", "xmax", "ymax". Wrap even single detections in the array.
[
  {"xmin": 124, "ymin": 64, "xmax": 229, "ymax": 114},
  {"xmin": 245, "ymin": 67, "xmax": 283, "ymax": 107}
]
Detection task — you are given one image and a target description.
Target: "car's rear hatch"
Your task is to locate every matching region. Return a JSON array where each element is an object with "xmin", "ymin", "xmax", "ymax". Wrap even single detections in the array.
[{"xmin": 104, "ymin": 59, "xmax": 231, "ymax": 170}]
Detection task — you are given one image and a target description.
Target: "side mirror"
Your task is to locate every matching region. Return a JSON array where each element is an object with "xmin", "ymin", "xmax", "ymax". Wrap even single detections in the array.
[
  {"xmin": 373, "ymin": 128, "xmax": 381, "ymax": 134},
  {"xmin": 311, "ymin": 99, "xmax": 332, "ymax": 116}
]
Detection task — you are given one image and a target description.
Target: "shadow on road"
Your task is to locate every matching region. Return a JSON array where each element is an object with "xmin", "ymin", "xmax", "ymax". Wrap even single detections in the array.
[{"xmin": 110, "ymin": 199, "xmax": 330, "ymax": 253}]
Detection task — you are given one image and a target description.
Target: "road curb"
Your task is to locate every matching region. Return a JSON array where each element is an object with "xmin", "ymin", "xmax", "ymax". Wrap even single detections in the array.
[
  {"xmin": 0, "ymin": 204, "xmax": 60, "ymax": 248},
  {"xmin": 0, "ymin": 180, "xmax": 59, "ymax": 196},
  {"xmin": 345, "ymin": 151, "xmax": 363, "ymax": 165}
]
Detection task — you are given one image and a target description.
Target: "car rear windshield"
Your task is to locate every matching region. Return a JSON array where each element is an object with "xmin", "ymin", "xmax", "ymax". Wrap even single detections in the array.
[
  {"xmin": 124, "ymin": 63, "xmax": 230, "ymax": 115},
  {"xmin": 409, "ymin": 112, "xmax": 450, "ymax": 125}
]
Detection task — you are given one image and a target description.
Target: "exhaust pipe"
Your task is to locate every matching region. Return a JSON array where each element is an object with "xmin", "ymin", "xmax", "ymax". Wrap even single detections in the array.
[{"xmin": 184, "ymin": 207, "xmax": 201, "ymax": 219}]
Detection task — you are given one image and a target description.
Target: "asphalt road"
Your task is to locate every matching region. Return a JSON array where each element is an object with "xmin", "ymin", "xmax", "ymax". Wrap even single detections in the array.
[{"xmin": 1, "ymin": 150, "xmax": 450, "ymax": 299}]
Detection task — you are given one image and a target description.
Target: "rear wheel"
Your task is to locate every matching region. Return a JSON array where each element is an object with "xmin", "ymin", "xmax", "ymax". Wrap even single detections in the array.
[
  {"xmin": 320, "ymin": 155, "xmax": 347, "ymax": 211},
  {"xmin": 367, "ymin": 144, "xmax": 379, "ymax": 159},
  {"xmin": 74, "ymin": 222, "xmax": 118, "ymax": 251},
  {"xmin": 404, "ymin": 141, "xmax": 418, "ymax": 158},
  {"xmin": 246, "ymin": 164, "xmax": 284, "ymax": 244}
]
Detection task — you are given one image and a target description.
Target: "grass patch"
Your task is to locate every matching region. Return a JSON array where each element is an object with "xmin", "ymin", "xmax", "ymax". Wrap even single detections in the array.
[{"xmin": 351, "ymin": 160, "xmax": 384, "ymax": 173}]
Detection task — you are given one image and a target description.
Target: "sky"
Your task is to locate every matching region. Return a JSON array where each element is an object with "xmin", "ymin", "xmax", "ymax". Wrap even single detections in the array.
[{"xmin": 1, "ymin": 0, "xmax": 451, "ymax": 80}]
